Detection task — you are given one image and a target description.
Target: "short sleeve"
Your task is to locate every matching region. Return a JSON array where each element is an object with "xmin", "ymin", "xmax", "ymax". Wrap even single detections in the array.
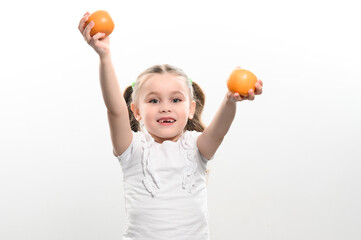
[
  {"xmin": 186, "ymin": 131, "xmax": 214, "ymax": 165},
  {"xmin": 116, "ymin": 131, "xmax": 140, "ymax": 169},
  {"xmin": 195, "ymin": 131, "xmax": 215, "ymax": 161}
]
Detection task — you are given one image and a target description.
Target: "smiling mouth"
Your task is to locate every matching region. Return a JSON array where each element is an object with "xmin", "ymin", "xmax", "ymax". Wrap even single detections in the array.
[{"xmin": 157, "ymin": 119, "xmax": 176, "ymax": 123}]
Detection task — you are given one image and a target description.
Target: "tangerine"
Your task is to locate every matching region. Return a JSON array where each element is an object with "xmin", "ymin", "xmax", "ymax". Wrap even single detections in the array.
[
  {"xmin": 227, "ymin": 68, "xmax": 257, "ymax": 96},
  {"xmin": 85, "ymin": 10, "xmax": 114, "ymax": 38}
]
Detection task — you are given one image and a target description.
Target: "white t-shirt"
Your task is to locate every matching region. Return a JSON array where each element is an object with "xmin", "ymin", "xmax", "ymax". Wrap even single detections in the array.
[{"xmin": 117, "ymin": 130, "xmax": 212, "ymax": 240}]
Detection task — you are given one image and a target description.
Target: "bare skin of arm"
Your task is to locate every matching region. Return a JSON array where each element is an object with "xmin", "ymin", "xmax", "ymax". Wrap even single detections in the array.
[
  {"xmin": 78, "ymin": 12, "xmax": 132, "ymax": 157},
  {"xmin": 197, "ymin": 79, "xmax": 263, "ymax": 160}
]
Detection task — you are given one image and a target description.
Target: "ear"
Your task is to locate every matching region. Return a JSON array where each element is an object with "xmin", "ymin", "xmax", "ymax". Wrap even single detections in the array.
[
  {"xmin": 188, "ymin": 100, "xmax": 196, "ymax": 119},
  {"xmin": 130, "ymin": 102, "xmax": 142, "ymax": 121}
]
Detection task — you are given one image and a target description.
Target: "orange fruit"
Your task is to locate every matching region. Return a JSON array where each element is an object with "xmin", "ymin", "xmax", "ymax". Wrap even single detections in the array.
[
  {"xmin": 227, "ymin": 68, "xmax": 257, "ymax": 96},
  {"xmin": 85, "ymin": 10, "xmax": 114, "ymax": 38}
]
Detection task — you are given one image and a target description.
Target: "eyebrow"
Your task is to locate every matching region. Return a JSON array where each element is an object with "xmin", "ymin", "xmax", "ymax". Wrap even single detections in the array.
[{"xmin": 145, "ymin": 91, "xmax": 186, "ymax": 98}]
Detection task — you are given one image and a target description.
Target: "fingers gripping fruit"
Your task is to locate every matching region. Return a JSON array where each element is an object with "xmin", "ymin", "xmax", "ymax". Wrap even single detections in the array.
[
  {"xmin": 85, "ymin": 10, "xmax": 114, "ymax": 38},
  {"xmin": 227, "ymin": 68, "xmax": 258, "ymax": 96}
]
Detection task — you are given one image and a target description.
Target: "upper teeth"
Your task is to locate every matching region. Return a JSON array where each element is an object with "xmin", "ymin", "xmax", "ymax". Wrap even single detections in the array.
[{"xmin": 159, "ymin": 120, "xmax": 175, "ymax": 123}]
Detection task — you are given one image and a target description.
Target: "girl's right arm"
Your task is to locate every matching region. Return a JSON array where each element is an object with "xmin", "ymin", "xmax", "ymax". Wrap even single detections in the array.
[{"xmin": 78, "ymin": 12, "xmax": 132, "ymax": 157}]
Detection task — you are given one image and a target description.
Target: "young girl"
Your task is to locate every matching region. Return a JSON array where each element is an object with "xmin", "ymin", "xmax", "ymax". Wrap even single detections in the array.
[{"xmin": 78, "ymin": 12, "xmax": 263, "ymax": 240}]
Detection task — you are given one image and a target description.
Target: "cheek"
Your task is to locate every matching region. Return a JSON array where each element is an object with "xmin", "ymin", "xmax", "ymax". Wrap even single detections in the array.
[
  {"xmin": 140, "ymin": 106, "xmax": 155, "ymax": 119},
  {"xmin": 179, "ymin": 103, "xmax": 191, "ymax": 116}
]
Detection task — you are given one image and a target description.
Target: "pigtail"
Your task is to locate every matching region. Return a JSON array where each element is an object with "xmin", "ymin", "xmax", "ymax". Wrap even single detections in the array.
[
  {"xmin": 123, "ymin": 85, "xmax": 140, "ymax": 132},
  {"xmin": 186, "ymin": 81, "xmax": 206, "ymax": 132}
]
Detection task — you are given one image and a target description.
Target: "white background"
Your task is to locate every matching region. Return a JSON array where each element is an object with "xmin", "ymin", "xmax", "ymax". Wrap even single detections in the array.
[{"xmin": 1, "ymin": 0, "xmax": 360, "ymax": 239}]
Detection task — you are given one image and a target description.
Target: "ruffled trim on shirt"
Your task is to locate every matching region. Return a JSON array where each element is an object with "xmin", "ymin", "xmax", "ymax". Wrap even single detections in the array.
[
  {"xmin": 139, "ymin": 127, "xmax": 200, "ymax": 197},
  {"xmin": 140, "ymin": 129, "xmax": 160, "ymax": 198},
  {"xmin": 180, "ymin": 131, "xmax": 198, "ymax": 194}
]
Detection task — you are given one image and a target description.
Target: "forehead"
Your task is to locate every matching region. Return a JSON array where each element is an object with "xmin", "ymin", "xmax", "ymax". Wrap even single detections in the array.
[{"xmin": 140, "ymin": 73, "xmax": 189, "ymax": 96}]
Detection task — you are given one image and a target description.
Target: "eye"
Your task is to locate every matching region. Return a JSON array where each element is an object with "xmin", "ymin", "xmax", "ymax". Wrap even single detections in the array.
[
  {"xmin": 172, "ymin": 98, "xmax": 181, "ymax": 103},
  {"xmin": 149, "ymin": 99, "xmax": 159, "ymax": 103}
]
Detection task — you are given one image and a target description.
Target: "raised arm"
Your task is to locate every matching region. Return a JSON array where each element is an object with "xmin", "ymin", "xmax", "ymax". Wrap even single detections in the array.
[
  {"xmin": 197, "ymin": 80, "xmax": 263, "ymax": 160},
  {"xmin": 100, "ymin": 55, "xmax": 133, "ymax": 157},
  {"xmin": 78, "ymin": 12, "xmax": 132, "ymax": 157}
]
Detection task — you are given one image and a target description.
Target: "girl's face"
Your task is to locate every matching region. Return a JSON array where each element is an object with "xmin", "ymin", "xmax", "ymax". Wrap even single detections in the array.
[{"xmin": 131, "ymin": 73, "xmax": 196, "ymax": 143}]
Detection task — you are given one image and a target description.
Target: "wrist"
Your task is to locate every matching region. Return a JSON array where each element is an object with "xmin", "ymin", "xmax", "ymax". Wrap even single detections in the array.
[
  {"xmin": 224, "ymin": 92, "xmax": 238, "ymax": 105},
  {"xmin": 99, "ymin": 53, "xmax": 112, "ymax": 64}
]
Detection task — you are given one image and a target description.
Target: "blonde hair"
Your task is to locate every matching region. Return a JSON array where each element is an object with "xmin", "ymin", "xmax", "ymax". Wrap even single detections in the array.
[{"xmin": 123, "ymin": 64, "xmax": 206, "ymax": 132}]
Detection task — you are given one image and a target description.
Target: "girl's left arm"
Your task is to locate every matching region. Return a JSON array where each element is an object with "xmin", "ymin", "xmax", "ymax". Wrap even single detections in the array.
[{"xmin": 197, "ymin": 80, "xmax": 263, "ymax": 160}]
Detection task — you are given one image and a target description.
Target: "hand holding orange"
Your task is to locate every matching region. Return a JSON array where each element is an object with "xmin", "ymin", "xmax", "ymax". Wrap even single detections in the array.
[
  {"xmin": 227, "ymin": 68, "xmax": 258, "ymax": 96},
  {"xmin": 85, "ymin": 10, "xmax": 114, "ymax": 38}
]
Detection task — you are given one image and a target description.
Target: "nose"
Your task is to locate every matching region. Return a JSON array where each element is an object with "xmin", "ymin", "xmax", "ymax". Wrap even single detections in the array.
[{"xmin": 159, "ymin": 102, "xmax": 172, "ymax": 113}]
